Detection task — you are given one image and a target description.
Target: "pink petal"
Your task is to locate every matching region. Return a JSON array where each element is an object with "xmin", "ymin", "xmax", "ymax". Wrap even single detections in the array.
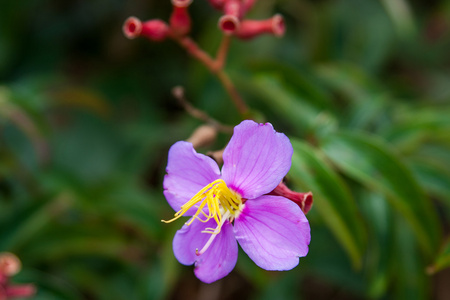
[
  {"xmin": 173, "ymin": 218, "xmax": 238, "ymax": 283},
  {"xmin": 234, "ymin": 195, "xmax": 310, "ymax": 270},
  {"xmin": 222, "ymin": 120, "xmax": 293, "ymax": 199},
  {"xmin": 163, "ymin": 141, "xmax": 221, "ymax": 214}
]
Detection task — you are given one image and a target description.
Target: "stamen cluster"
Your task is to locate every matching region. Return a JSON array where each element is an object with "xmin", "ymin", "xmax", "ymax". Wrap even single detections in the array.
[{"xmin": 162, "ymin": 179, "xmax": 242, "ymax": 235}]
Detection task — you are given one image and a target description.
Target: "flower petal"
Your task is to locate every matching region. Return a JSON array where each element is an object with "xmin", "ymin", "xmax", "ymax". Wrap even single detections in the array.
[
  {"xmin": 222, "ymin": 120, "xmax": 293, "ymax": 199},
  {"xmin": 173, "ymin": 218, "xmax": 238, "ymax": 283},
  {"xmin": 163, "ymin": 141, "xmax": 221, "ymax": 214},
  {"xmin": 234, "ymin": 195, "xmax": 310, "ymax": 270}
]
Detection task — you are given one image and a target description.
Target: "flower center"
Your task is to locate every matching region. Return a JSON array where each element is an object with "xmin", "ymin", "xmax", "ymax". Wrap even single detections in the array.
[{"xmin": 162, "ymin": 179, "xmax": 243, "ymax": 255}]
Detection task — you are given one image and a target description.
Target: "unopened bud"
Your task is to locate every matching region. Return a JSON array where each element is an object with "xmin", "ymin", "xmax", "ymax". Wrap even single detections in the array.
[
  {"xmin": 123, "ymin": 16, "xmax": 142, "ymax": 39},
  {"xmin": 236, "ymin": 14, "xmax": 285, "ymax": 40},
  {"xmin": 0, "ymin": 253, "xmax": 21, "ymax": 277},
  {"xmin": 170, "ymin": 0, "xmax": 192, "ymax": 36},
  {"xmin": 123, "ymin": 17, "xmax": 170, "ymax": 41},
  {"xmin": 269, "ymin": 182, "xmax": 313, "ymax": 214},
  {"xmin": 218, "ymin": 0, "xmax": 243, "ymax": 34},
  {"xmin": 218, "ymin": 15, "xmax": 240, "ymax": 35},
  {"xmin": 223, "ymin": 0, "xmax": 242, "ymax": 17},
  {"xmin": 187, "ymin": 125, "xmax": 218, "ymax": 149}
]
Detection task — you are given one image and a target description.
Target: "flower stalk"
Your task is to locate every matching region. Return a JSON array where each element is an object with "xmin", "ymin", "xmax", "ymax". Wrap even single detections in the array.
[{"xmin": 123, "ymin": 0, "xmax": 286, "ymax": 117}]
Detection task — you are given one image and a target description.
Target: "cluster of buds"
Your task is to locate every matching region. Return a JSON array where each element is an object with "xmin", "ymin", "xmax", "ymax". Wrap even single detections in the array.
[
  {"xmin": 0, "ymin": 253, "xmax": 35, "ymax": 300},
  {"xmin": 213, "ymin": 0, "xmax": 285, "ymax": 39},
  {"xmin": 123, "ymin": 0, "xmax": 285, "ymax": 42}
]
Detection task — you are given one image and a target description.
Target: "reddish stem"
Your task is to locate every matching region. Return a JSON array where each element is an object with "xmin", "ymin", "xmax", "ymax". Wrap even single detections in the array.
[
  {"xmin": 174, "ymin": 35, "xmax": 249, "ymax": 116},
  {"xmin": 214, "ymin": 35, "xmax": 232, "ymax": 71}
]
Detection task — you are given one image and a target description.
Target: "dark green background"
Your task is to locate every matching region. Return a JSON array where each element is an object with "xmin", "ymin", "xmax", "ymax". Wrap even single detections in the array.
[{"xmin": 1, "ymin": 0, "xmax": 450, "ymax": 299}]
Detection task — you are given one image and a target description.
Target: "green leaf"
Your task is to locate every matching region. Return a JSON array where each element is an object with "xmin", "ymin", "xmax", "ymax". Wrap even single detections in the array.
[
  {"xmin": 384, "ymin": 106, "xmax": 450, "ymax": 153},
  {"xmin": 359, "ymin": 192, "xmax": 392, "ymax": 298},
  {"xmin": 241, "ymin": 74, "xmax": 338, "ymax": 137},
  {"xmin": 379, "ymin": 0, "xmax": 416, "ymax": 39},
  {"xmin": 409, "ymin": 159, "xmax": 450, "ymax": 205},
  {"xmin": 0, "ymin": 195, "xmax": 71, "ymax": 251},
  {"xmin": 289, "ymin": 139, "xmax": 365, "ymax": 269},
  {"xmin": 391, "ymin": 217, "xmax": 429, "ymax": 299},
  {"xmin": 315, "ymin": 63, "xmax": 391, "ymax": 130},
  {"xmin": 429, "ymin": 238, "xmax": 450, "ymax": 274},
  {"xmin": 320, "ymin": 131, "xmax": 441, "ymax": 256}
]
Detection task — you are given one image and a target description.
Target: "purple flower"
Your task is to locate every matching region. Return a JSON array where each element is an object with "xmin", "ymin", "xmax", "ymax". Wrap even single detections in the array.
[{"xmin": 163, "ymin": 120, "xmax": 311, "ymax": 283}]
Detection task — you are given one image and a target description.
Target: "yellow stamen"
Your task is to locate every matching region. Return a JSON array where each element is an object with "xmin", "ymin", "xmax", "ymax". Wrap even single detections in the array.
[{"xmin": 162, "ymin": 179, "xmax": 243, "ymax": 235}]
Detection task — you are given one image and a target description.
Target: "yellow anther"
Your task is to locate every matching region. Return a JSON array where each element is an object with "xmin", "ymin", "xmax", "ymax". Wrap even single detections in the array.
[{"xmin": 162, "ymin": 179, "xmax": 243, "ymax": 236}]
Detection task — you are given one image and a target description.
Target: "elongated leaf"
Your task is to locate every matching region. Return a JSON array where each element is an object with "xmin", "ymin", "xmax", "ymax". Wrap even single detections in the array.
[
  {"xmin": 428, "ymin": 239, "xmax": 450, "ymax": 274},
  {"xmin": 320, "ymin": 131, "xmax": 441, "ymax": 256},
  {"xmin": 314, "ymin": 64, "xmax": 392, "ymax": 130},
  {"xmin": 241, "ymin": 74, "xmax": 337, "ymax": 137},
  {"xmin": 409, "ymin": 159, "xmax": 450, "ymax": 205},
  {"xmin": 384, "ymin": 107, "xmax": 450, "ymax": 153},
  {"xmin": 391, "ymin": 217, "xmax": 428, "ymax": 299},
  {"xmin": 356, "ymin": 190, "xmax": 393, "ymax": 298},
  {"xmin": 0, "ymin": 195, "xmax": 71, "ymax": 251},
  {"xmin": 289, "ymin": 139, "xmax": 365, "ymax": 268}
]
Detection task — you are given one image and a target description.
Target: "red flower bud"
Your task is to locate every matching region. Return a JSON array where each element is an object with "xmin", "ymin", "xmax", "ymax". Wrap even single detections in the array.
[
  {"xmin": 223, "ymin": 0, "xmax": 242, "ymax": 17},
  {"xmin": 0, "ymin": 253, "xmax": 36, "ymax": 299},
  {"xmin": 269, "ymin": 182, "xmax": 313, "ymax": 214},
  {"xmin": 0, "ymin": 253, "xmax": 21, "ymax": 277},
  {"xmin": 169, "ymin": 0, "xmax": 192, "ymax": 36},
  {"xmin": 218, "ymin": 15, "xmax": 240, "ymax": 35},
  {"xmin": 218, "ymin": 0, "xmax": 243, "ymax": 35},
  {"xmin": 123, "ymin": 17, "xmax": 170, "ymax": 41},
  {"xmin": 235, "ymin": 14, "xmax": 285, "ymax": 40},
  {"xmin": 123, "ymin": 17, "xmax": 142, "ymax": 39}
]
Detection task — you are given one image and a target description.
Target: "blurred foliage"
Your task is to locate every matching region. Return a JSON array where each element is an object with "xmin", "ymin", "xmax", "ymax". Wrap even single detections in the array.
[{"xmin": 1, "ymin": 0, "xmax": 450, "ymax": 299}]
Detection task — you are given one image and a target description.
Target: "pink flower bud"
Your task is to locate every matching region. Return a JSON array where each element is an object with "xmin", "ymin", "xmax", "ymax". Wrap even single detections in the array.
[
  {"xmin": 235, "ymin": 14, "xmax": 285, "ymax": 40},
  {"xmin": 218, "ymin": 15, "xmax": 240, "ymax": 35},
  {"xmin": 223, "ymin": 0, "xmax": 242, "ymax": 17},
  {"xmin": 269, "ymin": 182, "xmax": 313, "ymax": 214},
  {"xmin": 123, "ymin": 17, "xmax": 170, "ymax": 41},
  {"xmin": 0, "ymin": 253, "xmax": 21, "ymax": 277},
  {"xmin": 218, "ymin": 0, "xmax": 243, "ymax": 34},
  {"xmin": 123, "ymin": 16, "xmax": 142, "ymax": 39},
  {"xmin": 141, "ymin": 20, "xmax": 170, "ymax": 41},
  {"xmin": 170, "ymin": 0, "xmax": 192, "ymax": 36}
]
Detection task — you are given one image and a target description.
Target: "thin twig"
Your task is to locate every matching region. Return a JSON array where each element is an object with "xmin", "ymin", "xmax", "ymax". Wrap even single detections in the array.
[
  {"xmin": 216, "ymin": 70, "xmax": 249, "ymax": 116},
  {"xmin": 175, "ymin": 36, "xmax": 216, "ymax": 70},
  {"xmin": 172, "ymin": 86, "xmax": 233, "ymax": 133},
  {"xmin": 173, "ymin": 35, "xmax": 249, "ymax": 117}
]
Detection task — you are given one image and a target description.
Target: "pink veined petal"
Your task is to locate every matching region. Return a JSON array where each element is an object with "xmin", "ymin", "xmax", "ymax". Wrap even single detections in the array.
[
  {"xmin": 163, "ymin": 141, "xmax": 221, "ymax": 214},
  {"xmin": 234, "ymin": 195, "xmax": 310, "ymax": 271},
  {"xmin": 221, "ymin": 120, "xmax": 293, "ymax": 199},
  {"xmin": 173, "ymin": 218, "xmax": 238, "ymax": 283}
]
